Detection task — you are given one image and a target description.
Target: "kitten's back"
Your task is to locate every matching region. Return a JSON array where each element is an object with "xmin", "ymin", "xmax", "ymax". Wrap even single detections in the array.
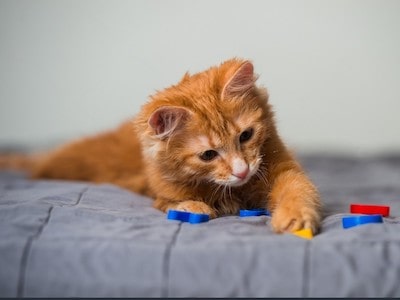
[{"xmin": 30, "ymin": 121, "xmax": 145, "ymax": 185}]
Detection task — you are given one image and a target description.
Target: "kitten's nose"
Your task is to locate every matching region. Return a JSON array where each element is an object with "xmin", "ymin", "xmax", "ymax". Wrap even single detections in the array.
[
  {"xmin": 232, "ymin": 158, "xmax": 249, "ymax": 180},
  {"xmin": 232, "ymin": 160, "xmax": 250, "ymax": 180},
  {"xmin": 233, "ymin": 168, "xmax": 249, "ymax": 180}
]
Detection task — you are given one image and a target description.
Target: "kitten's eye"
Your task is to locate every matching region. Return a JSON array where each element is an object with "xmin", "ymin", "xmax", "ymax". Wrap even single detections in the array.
[
  {"xmin": 239, "ymin": 128, "xmax": 254, "ymax": 143},
  {"xmin": 199, "ymin": 150, "xmax": 218, "ymax": 161}
]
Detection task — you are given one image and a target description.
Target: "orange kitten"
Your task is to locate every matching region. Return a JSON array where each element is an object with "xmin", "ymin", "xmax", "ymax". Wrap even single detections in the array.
[{"xmin": 2, "ymin": 58, "xmax": 322, "ymax": 233}]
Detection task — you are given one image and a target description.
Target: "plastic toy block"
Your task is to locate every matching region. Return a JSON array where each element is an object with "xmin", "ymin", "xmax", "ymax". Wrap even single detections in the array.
[
  {"xmin": 239, "ymin": 209, "xmax": 270, "ymax": 217},
  {"xmin": 167, "ymin": 210, "xmax": 209, "ymax": 224},
  {"xmin": 350, "ymin": 204, "xmax": 390, "ymax": 217},
  {"xmin": 342, "ymin": 214, "xmax": 383, "ymax": 229},
  {"xmin": 292, "ymin": 228, "xmax": 313, "ymax": 240}
]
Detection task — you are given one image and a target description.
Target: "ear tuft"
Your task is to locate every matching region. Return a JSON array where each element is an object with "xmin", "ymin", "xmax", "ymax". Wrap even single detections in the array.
[
  {"xmin": 222, "ymin": 61, "xmax": 256, "ymax": 99},
  {"xmin": 148, "ymin": 106, "xmax": 190, "ymax": 139},
  {"xmin": 180, "ymin": 72, "xmax": 191, "ymax": 83}
]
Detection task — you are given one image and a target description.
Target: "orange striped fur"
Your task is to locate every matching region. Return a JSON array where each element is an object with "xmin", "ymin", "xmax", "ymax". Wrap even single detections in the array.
[{"xmin": 3, "ymin": 58, "xmax": 322, "ymax": 233}]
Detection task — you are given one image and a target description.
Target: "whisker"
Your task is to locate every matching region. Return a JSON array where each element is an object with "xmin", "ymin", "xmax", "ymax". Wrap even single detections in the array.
[
  {"xmin": 256, "ymin": 167, "xmax": 269, "ymax": 189},
  {"xmin": 210, "ymin": 183, "xmax": 222, "ymax": 204},
  {"xmin": 222, "ymin": 184, "xmax": 228, "ymax": 203},
  {"xmin": 223, "ymin": 184, "xmax": 231, "ymax": 209},
  {"xmin": 228, "ymin": 185, "xmax": 233, "ymax": 203}
]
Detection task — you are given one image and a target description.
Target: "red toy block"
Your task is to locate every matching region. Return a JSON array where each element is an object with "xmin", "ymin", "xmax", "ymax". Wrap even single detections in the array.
[{"xmin": 350, "ymin": 204, "xmax": 390, "ymax": 217}]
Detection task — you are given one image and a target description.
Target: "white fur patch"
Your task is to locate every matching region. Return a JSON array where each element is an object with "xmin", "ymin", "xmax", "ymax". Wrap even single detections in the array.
[
  {"xmin": 188, "ymin": 135, "xmax": 212, "ymax": 152},
  {"xmin": 214, "ymin": 156, "xmax": 261, "ymax": 187},
  {"xmin": 232, "ymin": 157, "xmax": 248, "ymax": 176},
  {"xmin": 198, "ymin": 135, "xmax": 211, "ymax": 148},
  {"xmin": 145, "ymin": 142, "xmax": 160, "ymax": 158}
]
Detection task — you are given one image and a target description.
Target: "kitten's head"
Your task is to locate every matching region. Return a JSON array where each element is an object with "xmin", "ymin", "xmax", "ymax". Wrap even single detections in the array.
[{"xmin": 135, "ymin": 58, "xmax": 274, "ymax": 187}]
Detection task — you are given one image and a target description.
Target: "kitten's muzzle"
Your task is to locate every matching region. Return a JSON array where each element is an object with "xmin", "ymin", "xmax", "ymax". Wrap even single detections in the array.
[
  {"xmin": 232, "ymin": 167, "xmax": 249, "ymax": 180},
  {"xmin": 226, "ymin": 159, "xmax": 261, "ymax": 187},
  {"xmin": 228, "ymin": 166, "xmax": 251, "ymax": 187}
]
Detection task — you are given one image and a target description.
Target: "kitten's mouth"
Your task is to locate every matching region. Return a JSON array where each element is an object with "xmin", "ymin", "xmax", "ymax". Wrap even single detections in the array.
[
  {"xmin": 228, "ymin": 171, "xmax": 254, "ymax": 187},
  {"xmin": 227, "ymin": 177, "xmax": 251, "ymax": 187}
]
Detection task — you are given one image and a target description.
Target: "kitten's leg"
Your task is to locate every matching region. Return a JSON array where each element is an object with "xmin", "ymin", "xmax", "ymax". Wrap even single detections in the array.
[
  {"xmin": 153, "ymin": 198, "xmax": 216, "ymax": 218},
  {"xmin": 268, "ymin": 164, "xmax": 322, "ymax": 234}
]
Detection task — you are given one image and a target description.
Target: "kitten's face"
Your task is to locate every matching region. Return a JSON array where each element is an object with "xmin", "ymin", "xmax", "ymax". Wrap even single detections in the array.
[
  {"xmin": 181, "ymin": 105, "xmax": 268, "ymax": 187},
  {"xmin": 137, "ymin": 59, "xmax": 272, "ymax": 187}
]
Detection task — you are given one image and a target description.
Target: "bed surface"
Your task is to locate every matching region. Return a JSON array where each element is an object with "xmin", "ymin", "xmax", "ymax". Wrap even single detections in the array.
[{"xmin": 1, "ymin": 154, "xmax": 399, "ymax": 297}]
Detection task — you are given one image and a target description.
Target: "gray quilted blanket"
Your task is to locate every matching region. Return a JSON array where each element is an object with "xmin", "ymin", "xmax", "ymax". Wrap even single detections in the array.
[{"xmin": 1, "ymin": 155, "xmax": 399, "ymax": 297}]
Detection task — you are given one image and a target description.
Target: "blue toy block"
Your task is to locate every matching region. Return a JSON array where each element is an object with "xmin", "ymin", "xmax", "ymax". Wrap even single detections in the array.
[
  {"xmin": 342, "ymin": 214, "xmax": 383, "ymax": 229},
  {"xmin": 167, "ymin": 209, "xmax": 210, "ymax": 224},
  {"xmin": 239, "ymin": 208, "xmax": 270, "ymax": 217}
]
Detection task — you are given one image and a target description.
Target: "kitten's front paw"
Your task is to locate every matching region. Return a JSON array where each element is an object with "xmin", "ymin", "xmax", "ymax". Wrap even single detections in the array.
[
  {"xmin": 175, "ymin": 200, "xmax": 216, "ymax": 218},
  {"xmin": 270, "ymin": 200, "xmax": 321, "ymax": 234}
]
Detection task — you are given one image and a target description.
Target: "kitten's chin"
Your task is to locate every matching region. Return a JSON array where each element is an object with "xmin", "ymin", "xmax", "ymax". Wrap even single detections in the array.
[{"xmin": 226, "ymin": 175, "xmax": 252, "ymax": 187}]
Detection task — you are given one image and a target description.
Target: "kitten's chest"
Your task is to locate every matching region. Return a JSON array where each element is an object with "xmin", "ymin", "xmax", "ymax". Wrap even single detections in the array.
[
  {"xmin": 205, "ymin": 179, "xmax": 269, "ymax": 215},
  {"xmin": 234, "ymin": 182, "xmax": 270, "ymax": 208}
]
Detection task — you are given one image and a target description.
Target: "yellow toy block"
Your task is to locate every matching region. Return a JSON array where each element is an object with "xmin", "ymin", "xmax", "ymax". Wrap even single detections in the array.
[{"xmin": 292, "ymin": 228, "xmax": 313, "ymax": 240}]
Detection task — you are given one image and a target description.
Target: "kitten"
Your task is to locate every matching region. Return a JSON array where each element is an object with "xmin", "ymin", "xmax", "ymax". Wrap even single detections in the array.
[{"xmin": 3, "ymin": 58, "xmax": 322, "ymax": 233}]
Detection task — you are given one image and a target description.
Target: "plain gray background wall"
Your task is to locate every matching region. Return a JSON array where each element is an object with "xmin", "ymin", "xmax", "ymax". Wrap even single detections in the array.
[{"xmin": 1, "ymin": 0, "xmax": 399, "ymax": 155}]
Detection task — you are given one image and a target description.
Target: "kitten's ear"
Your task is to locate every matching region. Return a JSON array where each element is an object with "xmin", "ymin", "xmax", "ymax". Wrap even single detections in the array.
[
  {"xmin": 148, "ymin": 106, "xmax": 190, "ymax": 139},
  {"xmin": 180, "ymin": 72, "xmax": 191, "ymax": 83},
  {"xmin": 221, "ymin": 61, "xmax": 256, "ymax": 99}
]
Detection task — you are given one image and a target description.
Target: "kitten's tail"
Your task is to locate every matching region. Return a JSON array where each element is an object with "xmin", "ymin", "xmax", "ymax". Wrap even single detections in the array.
[{"xmin": 0, "ymin": 152, "xmax": 42, "ymax": 172}]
